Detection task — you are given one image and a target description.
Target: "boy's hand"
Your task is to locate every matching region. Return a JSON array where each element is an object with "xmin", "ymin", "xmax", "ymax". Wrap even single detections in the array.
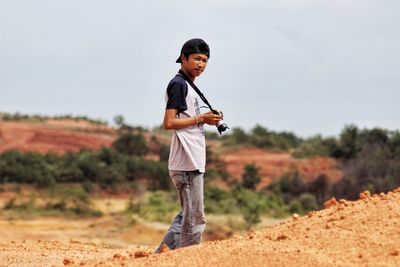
[{"xmin": 199, "ymin": 111, "xmax": 222, "ymax": 125}]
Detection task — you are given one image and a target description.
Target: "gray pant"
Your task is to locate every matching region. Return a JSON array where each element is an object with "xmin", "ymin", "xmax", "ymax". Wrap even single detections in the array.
[{"xmin": 155, "ymin": 170, "xmax": 206, "ymax": 252}]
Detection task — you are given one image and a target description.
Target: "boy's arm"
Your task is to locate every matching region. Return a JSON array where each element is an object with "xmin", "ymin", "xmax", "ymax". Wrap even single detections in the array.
[{"xmin": 163, "ymin": 109, "xmax": 222, "ymax": 130}]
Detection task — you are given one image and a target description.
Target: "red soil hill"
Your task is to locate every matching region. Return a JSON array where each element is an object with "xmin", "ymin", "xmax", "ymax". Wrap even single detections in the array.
[{"xmin": 0, "ymin": 121, "xmax": 115, "ymax": 154}]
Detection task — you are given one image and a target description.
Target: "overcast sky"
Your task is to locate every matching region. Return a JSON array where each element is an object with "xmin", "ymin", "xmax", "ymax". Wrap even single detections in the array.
[{"xmin": 1, "ymin": 0, "xmax": 399, "ymax": 137}]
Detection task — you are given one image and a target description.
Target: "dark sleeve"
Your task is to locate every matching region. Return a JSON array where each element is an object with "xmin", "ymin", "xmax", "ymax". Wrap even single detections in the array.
[{"xmin": 165, "ymin": 77, "xmax": 188, "ymax": 113}]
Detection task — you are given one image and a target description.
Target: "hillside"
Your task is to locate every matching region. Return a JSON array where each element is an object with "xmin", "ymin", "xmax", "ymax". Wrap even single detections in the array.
[
  {"xmin": 0, "ymin": 187, "xmax": 399, "ymax": 266},
  {"xmin": 0, "ymin": 120, "xmax": 115, "ymax": 154},
  {"xmin": 0, "ymin": 120, "xmax": 341, "ymax": 188},
  {"xmin": 220, "ymin": 147, "xmax": 342, "ymax": 189}
]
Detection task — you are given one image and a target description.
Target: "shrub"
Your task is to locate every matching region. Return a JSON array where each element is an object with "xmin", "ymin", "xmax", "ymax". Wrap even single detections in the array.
[
  {"xmin": 298, "ymin": 193, "xmax": 318, "ymax": 212},
  {"xmin": 158, "ymin": 144, "xmax": 170, "ymax": 162},
  {"xmin": 233, "ymin": 186, "xmax": 267, "ymax": 228},
  {"xmin": 112, "ymin": 133, "xmax": 149, "ymax": 156},
  {"xmin": 46, "ymin": 185, "xmax": 101, "ymax": 216},
  {"xmin": 0, "ymin": 151, "xmax": 56, "ymax": 187},
  {"xmin": 241, "ymin": 164, "xmax": 261, "ymax": 190},
  {"xmin": 204, "ymin": 185, "xmax": 238, "ymax": 214},
  {"xmin": 127, "ymin": 191, "xmax": 180, "ymax": 223},
  {"xmin": 292, "ymin": 135, "xmax": 339, "ymax": 158},
  {"xmin": 288, "ymin": 199, "xmax": 303, "ymax": 214}
]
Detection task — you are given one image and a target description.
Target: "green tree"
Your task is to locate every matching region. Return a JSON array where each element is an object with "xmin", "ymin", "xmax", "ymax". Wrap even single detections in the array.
[
  {"xmin": 250, "ymin": 124, "xmax": 273, "ymax": 148},
  {"xmin": 335, "ymin": 124, "xmax": 359, "ymax": 159},
  {"xmin": 293, "ymin": 135, "xmax": 339, "ymax": 158},
  {"xmin": 241, "ymin": 164, "xmax": 261, "ymax": 190},
  {"xmin": 112, "ymin": 133, "xmax": 149, "ymax": 156},
  {"xmin": 233, "ymin": 186, "xmax": 264, "ymax": 229},
  {"xmin": 113, "ymin": 115, "xmax": 125, "ymax": 128},
  {"xmin": 158, "ymin": 144, "xmax": 170, "ymax": 162},
  {"xmin": 231, "ymin": 127, "xmax": 249, "ymax": 144}
]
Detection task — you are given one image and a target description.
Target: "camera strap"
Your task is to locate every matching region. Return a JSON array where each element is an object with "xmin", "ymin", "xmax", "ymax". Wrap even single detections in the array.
[{"xmin": 178, "ymin": 69, "xmax": 216, "ymax": 113}]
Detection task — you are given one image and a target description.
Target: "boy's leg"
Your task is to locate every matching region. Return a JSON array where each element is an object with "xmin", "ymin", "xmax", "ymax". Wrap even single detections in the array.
[
  {"xmin": 154, "ymin": 170, "xmax": 187, "ymax": 253},
  {"xmin": 179, "ymin": 171, "xmax": 206, "ymax": 248},
  {"xmin": 154, "ymin": 211, "xmax": 182, "ymax": 253}
]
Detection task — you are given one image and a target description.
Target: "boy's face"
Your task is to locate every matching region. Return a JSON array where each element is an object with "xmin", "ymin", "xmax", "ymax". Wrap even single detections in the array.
[{"xmin": 181, "ymin": 53, "xmax": 208, "ymax": 79}]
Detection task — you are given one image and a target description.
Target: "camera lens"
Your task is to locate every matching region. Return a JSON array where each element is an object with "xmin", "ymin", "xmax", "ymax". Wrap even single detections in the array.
[{"xmin": 217, "ymin": 120, "xmax": 229, "ymax": 134}]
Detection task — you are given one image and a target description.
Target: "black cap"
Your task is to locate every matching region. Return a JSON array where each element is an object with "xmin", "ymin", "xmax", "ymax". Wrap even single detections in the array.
[{"xmin": 176, "ymin": 38, "xmax": 210, "ymax": 63}]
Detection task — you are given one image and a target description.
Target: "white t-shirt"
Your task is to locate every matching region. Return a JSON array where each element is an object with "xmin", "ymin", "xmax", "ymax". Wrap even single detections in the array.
[{"xmin": 165, "ymin": 74, "xmax": 206, "ymax": 173}]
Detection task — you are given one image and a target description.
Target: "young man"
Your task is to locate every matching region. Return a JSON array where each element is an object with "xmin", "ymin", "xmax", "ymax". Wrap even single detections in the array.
[{"xmin": 155, "ymin": 38, "xmax": 222, "ymax": 252}]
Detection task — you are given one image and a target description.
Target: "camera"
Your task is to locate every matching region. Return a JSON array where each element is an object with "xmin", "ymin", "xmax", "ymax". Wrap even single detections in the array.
[{"xmin": 212, "ymin": 110, "xmax": 229, "ymax": 134}]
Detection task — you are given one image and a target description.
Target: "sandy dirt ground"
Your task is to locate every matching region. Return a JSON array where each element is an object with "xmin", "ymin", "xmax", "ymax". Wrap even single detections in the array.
[{"xmin": 0, "ymin": 188, "xmax": 399, "ymax": 267}]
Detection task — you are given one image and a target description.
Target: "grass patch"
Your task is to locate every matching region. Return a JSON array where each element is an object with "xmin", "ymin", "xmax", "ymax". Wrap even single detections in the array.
[
  {"xmin": 126, "ymin": 191, "xmax": 180, "ymax": 223},
  {"xmin": 1, "ymin": 184, "xmax": 102, "ymax": 218}
]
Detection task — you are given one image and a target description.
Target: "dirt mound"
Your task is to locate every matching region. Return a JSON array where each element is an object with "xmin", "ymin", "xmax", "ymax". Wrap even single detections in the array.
[
  {"xmin": 1, "ymin": 188, "xmax": 399, "ymax": 266},
  {"xmin": 0, "ymin": 121, "xmax": 115, "ymax": 154},
  {"xmin": 221, "ymin": 147, "xmax": 342, "ymax": 189}
]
